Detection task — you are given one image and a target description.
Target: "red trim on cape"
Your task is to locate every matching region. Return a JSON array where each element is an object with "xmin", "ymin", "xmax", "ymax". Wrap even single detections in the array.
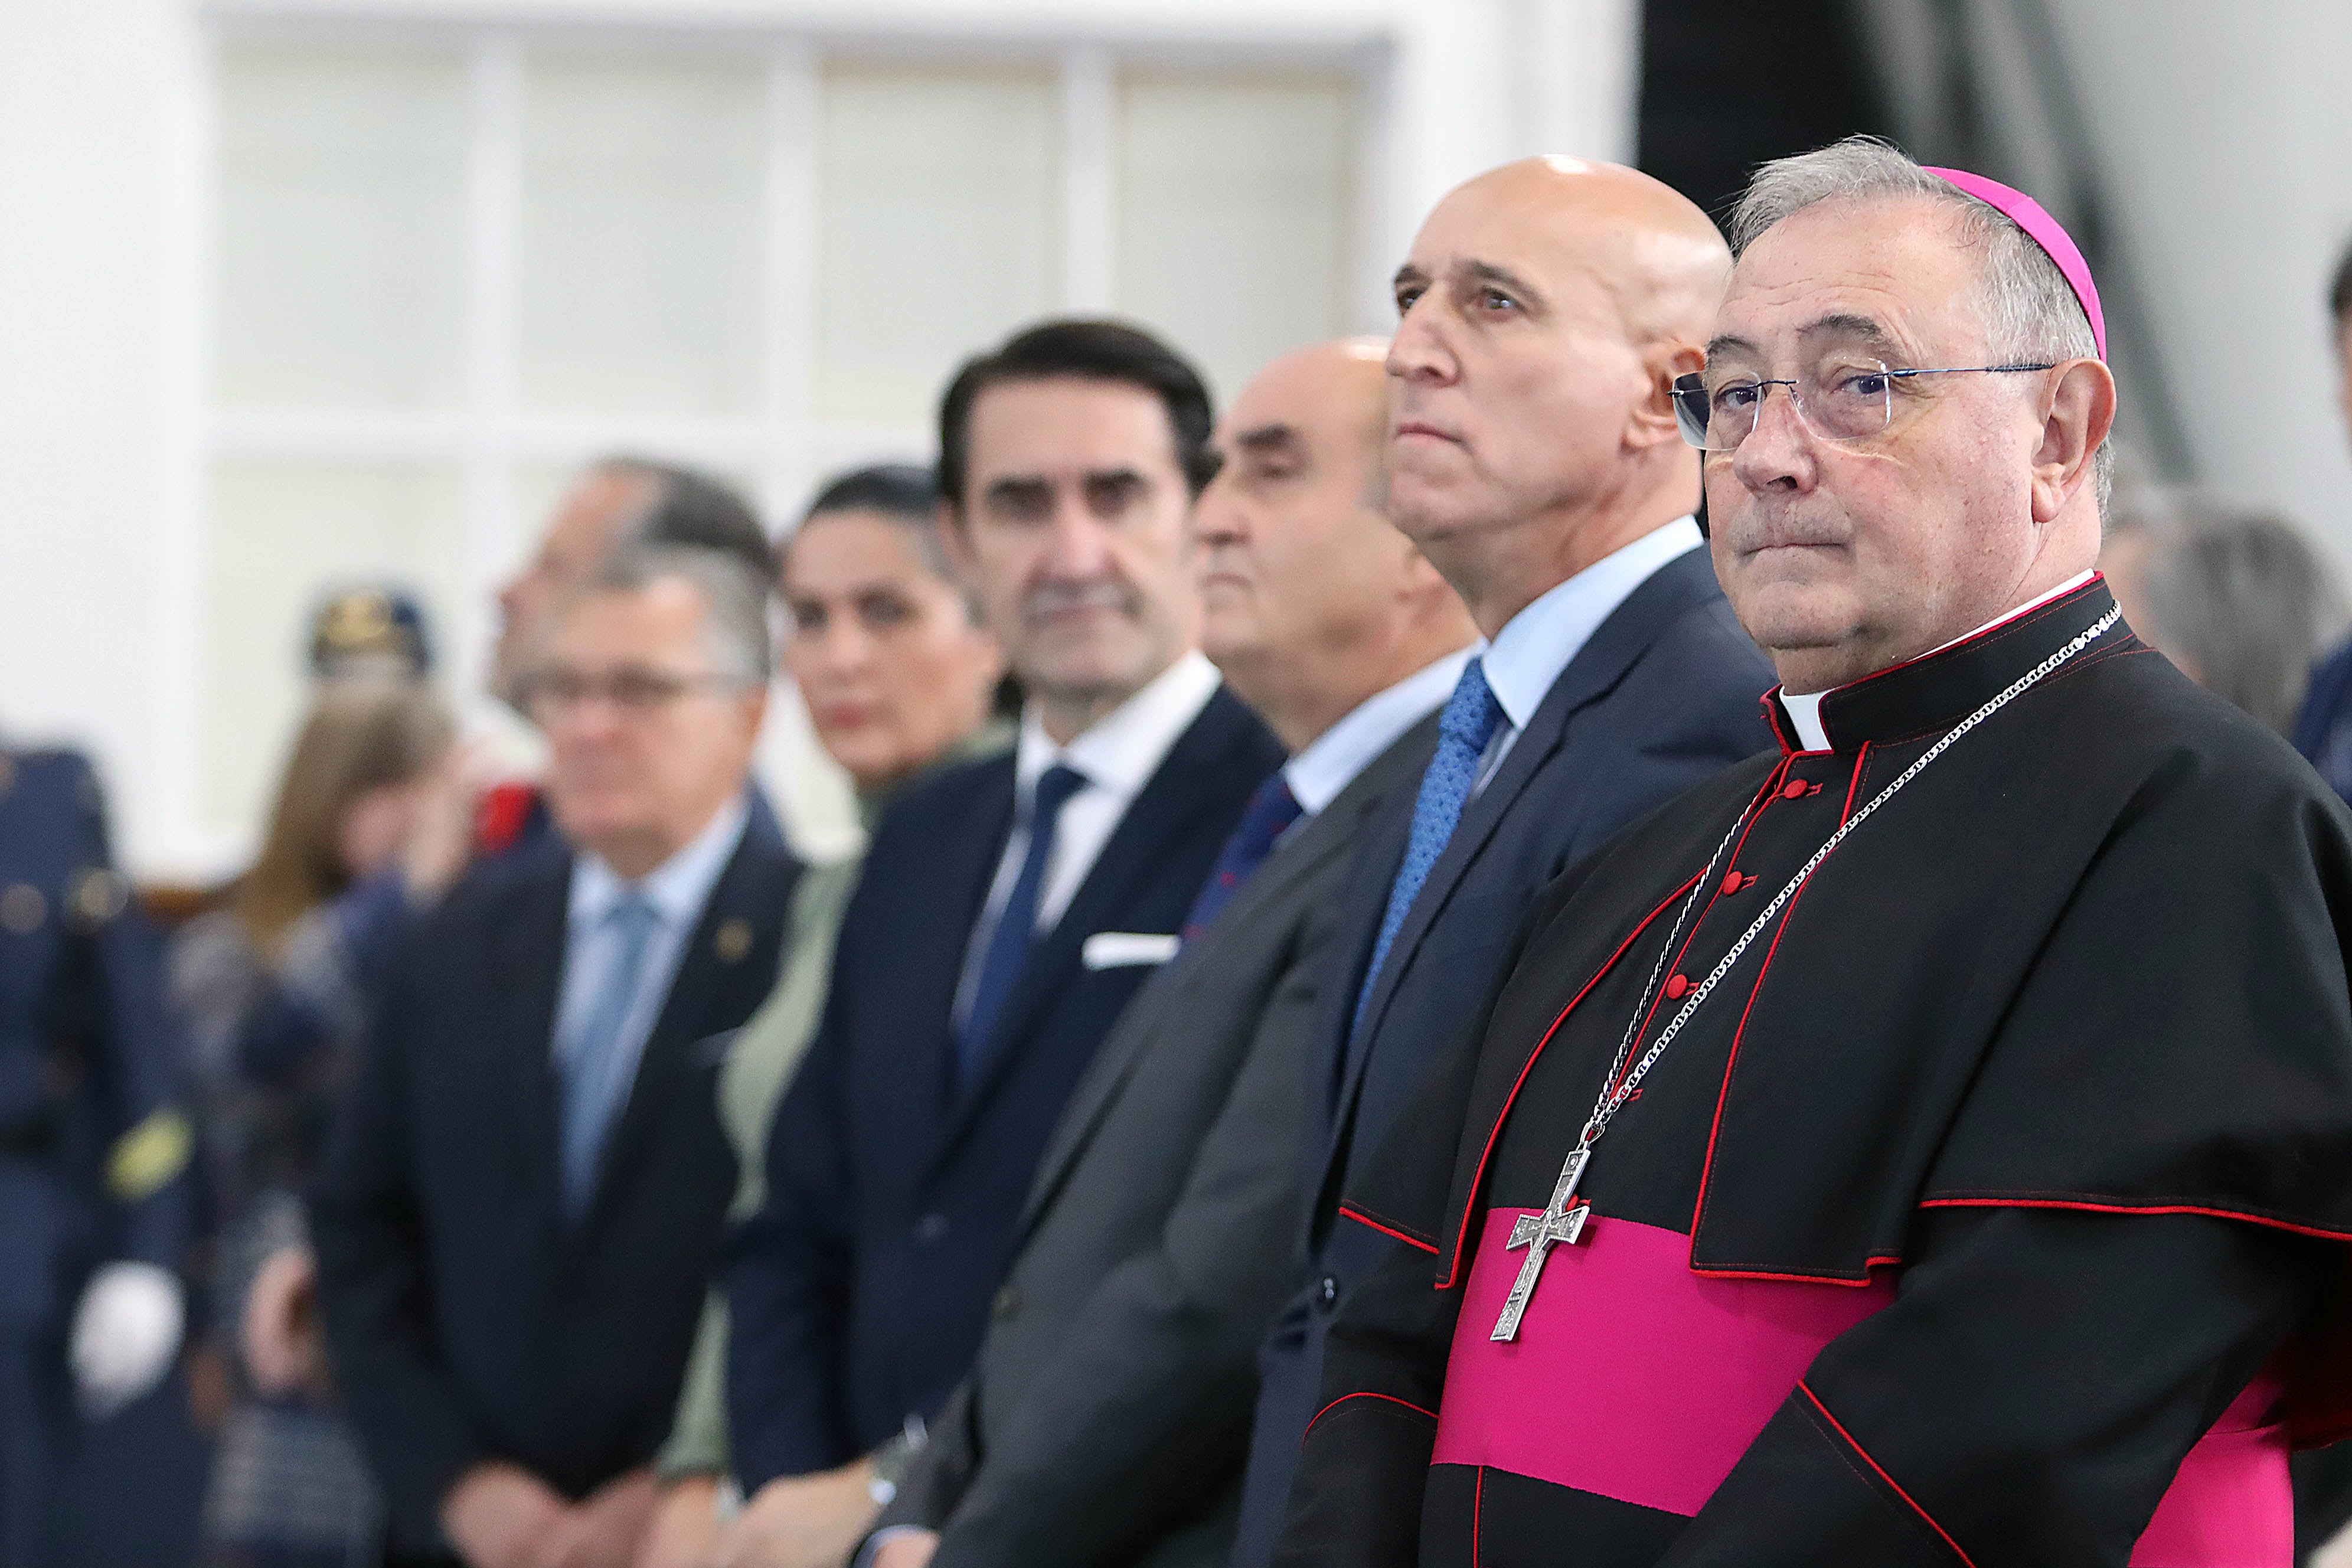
[
  {"xmin": 1304, "ymin": 1390, "xmax": 1437, "ymax": 1442},
  {"xmin": 1798, "ymin": 1381, "xmax": 1979, "ymax": 1566},
  {"xmin": 1435, "ymin": 865, "xmax": 1716, "ymax": 1289},
  {"xmin": 1339, "ymin": 1204, "xmax": 1441, "ymax": 1253},
  {"xmin": 1917, "ymin": 1195, "xmax": 2352, "ymax": 1243}
]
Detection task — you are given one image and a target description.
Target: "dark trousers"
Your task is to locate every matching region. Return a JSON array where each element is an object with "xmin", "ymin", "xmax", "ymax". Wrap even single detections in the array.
[{"xmin": 0, "ymin": 1331, "xmax": 58, "ymax": 1568}]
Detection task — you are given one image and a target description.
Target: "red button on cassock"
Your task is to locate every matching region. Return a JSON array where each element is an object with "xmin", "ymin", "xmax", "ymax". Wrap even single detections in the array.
[
  {"xmin": 1781, "ymin": 776, "xmax": 1809, "ymax": 799},
  {"xmin": 1721, "ymin": 871, "xmax": 1747, "ymax": 896},
  {"xmin": 1664, "ymin": 974, "xmax": 1690, "ymax": 999}
]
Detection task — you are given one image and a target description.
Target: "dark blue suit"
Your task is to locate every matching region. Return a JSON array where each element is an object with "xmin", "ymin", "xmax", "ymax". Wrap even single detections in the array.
[
  {"xmin": 0, "ymin": 749, "xmax": 189, "ymax": 1568},
  {"xmin": 724, "ymin": 685, "xmax": 1283, "ymax": 1489},
  {"xmin": 312, "ymin": 794, "xmax": 801, "ymax": 1552},
  {"xmin": 1230, "ymin": 550, "xmax": 1775, "ymax": 1566}
]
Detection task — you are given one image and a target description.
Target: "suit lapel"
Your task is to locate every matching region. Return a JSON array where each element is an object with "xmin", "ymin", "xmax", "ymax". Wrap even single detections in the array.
[
  {"xmin": 929, "ymin": 691, "xmax": 1256, "ymax": 1172},
  {"xmin": 1014, "ymin": 714, "xmax": 1439, "ymax": 1244},
  {"xmin": 501, "ymin": 858, "xmax": 573, "ymax": 1237},
  {"xmin": 1334, "ymin": 550, "xmax": 1723, "ymax": 1140},
  {"xmin": 579, "ymin": 812, "xmax": 802, "ymax": 1236}
]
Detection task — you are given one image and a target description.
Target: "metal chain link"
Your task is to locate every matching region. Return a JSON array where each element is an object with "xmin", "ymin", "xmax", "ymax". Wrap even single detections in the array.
[{"xmin": 1569, "ymin": 604, "xmax": 2122, "ymax": 1159}]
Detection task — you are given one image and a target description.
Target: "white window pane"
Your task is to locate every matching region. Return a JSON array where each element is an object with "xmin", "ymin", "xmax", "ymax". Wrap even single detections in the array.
[
  {"xmin": 200, "ymin": 460, "xmax": 468, "ymax": 838},
  {"xmin": 518, "ymin": 50, "xmax": 767, "ymax": 417},
  {"xmin": 815, "ymin": 64, "xmax": 1060, "ymax": 424},
  {"xmin": 1116, "ymin": 70, "xmax": 1357, "ymax": 406},
  {"xmin": 214, "ymin": 41, "xmax": 468, "ymax": 411}
]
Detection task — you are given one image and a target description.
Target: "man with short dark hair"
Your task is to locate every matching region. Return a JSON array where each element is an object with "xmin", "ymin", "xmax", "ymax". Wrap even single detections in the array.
[
  {"xmin": 720, "ymin": 321, "xmax": 1282, "ymax": 1568},
  {"xmin": 313, "ymin": 547, "xmax": 803, "ymax": 1568},
  {"xmin": 857, "ymin": 339, "xmax": 1476, "ymax": 1568}
]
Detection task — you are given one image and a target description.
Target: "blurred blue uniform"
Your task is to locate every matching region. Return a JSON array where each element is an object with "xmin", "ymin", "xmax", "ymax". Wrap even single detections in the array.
[{"xmin": 0, "ymin": 747, "xmax": 191, "ymax": 1567}]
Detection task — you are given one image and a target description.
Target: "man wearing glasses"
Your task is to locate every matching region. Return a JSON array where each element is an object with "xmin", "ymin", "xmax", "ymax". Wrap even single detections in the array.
[
  {"xmin": 1277, "ymin": 139, "xmax": 2352, "ymax": 1568},
  {"xmin": 313, "ymin": 547, "xmax": 804, "ymax": 1568}
]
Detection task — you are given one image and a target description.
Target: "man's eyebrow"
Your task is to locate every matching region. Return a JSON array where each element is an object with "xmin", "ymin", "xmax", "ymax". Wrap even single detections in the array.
[
  {"xmin": 981, "ymin": 474, "xmax": 1053, "ymax": 504},
  {"xmin": 1393, "ymin": 262, "xmax": 1429, "ymax": 292},
  {"xmin": 1797, "ymin": 312, "xmax": 1905, "ymax": 355},
  {"xmin": 1706, "ymin": 332, "xmax": 1762, "ymax": 362},
  {"xmin": 1459, "ymin": 259, "xmax": 1544, "ymax": 303},
  {"xmin": 1234, "ymin": 424, "xmax": 1301, "ymax": 457},
  {"xmin": 1082, "ymin": 466, "xmax": 1148, "ymax": 487}
]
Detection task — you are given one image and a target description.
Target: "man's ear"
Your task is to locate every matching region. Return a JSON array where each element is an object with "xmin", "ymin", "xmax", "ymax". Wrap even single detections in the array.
[
  {"xmin": 1628, "ymin": 340, "xmax": 1706, "ymax": 450},
  {"xmin": 2030, "ymin": 358, "xmax": 2117, "ymax": 524}
]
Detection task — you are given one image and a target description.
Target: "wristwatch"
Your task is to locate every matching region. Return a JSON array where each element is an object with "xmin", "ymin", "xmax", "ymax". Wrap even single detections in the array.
[{"xmin": 867, "ymin": 1413, "xmax": 930, "ymax": 1507}]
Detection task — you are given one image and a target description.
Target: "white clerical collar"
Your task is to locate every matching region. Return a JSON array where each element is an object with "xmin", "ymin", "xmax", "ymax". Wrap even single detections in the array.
[
  {"xmin": 1284, "ymin": 646, "xmax": 1474, "ymax": 815},
  {"xmin": 569, "ymin": 788, "xmax": 749, "ymax": 931},
  {"xmin": 1778, "ymin": 570, "xmax": 2100, "ymax": 753},
  {"xmin": 1480, "ymin": 517, "xmax": 1703, "ymax": 734}
]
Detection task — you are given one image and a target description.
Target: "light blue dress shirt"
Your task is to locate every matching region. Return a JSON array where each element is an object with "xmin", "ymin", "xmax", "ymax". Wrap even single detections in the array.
[
  {"xmin": 1472, "ymin": 516, "xmax": 1704, "ymax": 793},
  {"xmin": 553, "ymin": 791, "xmax": 750, "ymax": 1149}
]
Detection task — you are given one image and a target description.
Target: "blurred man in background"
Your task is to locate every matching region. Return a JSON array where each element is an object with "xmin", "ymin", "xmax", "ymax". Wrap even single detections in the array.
[
  {"xmin": 0, "ymin": 744, "xmax": 191, "ymax": 1568},
  {"xmin": 2291, "ymin": 246, "xmax": 2352, "ymax": 804},
  {"xmin": 1231, "ymin": 158, "xmax": 1775, "ymax": 1566},
  {"xmin": 480, "ymin": 461, "xmax": 781, "ymax": 862},
  {"xmin": 315, "ymin": 547, "xmax": 803, "ymax": 1568},
  {"xmin": 858, "ymin": 339, "xmax": 1476, "ymax": 1568},
  {"xmin": 720, "ymin": 320, "xmax": 1282, "ymax": 1568}
]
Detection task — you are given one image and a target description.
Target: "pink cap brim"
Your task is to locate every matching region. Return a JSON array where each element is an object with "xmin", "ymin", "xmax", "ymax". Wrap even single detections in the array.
[{"xmin": 1923, "ymin": 166, "xmax": 2106, "ymax": 360}]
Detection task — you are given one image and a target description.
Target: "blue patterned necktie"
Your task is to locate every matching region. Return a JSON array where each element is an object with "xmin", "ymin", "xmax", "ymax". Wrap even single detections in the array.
[
  {"xmin": 1351, "ymin": 657, "xmax": 1506, "ymax": 1037},
  {"xmin": 958, "ymin": 763, "xmax": 1089, "ymax": 1084},
  {"xmin": 557, "ymin": 891, "xmax": 662, "ymax": 1222},
  {"xmin": 1180, "ymin": 772, "xmax": 1305, "ymax": 943}
]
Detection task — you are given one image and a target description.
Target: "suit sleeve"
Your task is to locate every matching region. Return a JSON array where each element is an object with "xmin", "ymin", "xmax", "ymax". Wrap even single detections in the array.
[
  {"xmin": 723, "ymin": 975, "xmax": 860, "ymax": 1488},
  {"xmin": 309, "ymin": 930, "xmax": 486, "ymax": 1546},
  {"xmin": 925, "ymin": 935, "xmax": 1322, "ymax": 1568},
  {"xmin": 1664, "ymin": 1207, "xmax": 2317, "ymax": 1567}
]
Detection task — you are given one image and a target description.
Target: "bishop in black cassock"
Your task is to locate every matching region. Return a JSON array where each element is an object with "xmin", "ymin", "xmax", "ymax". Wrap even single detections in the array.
[{"xmin": 1275, "ymin": 146, "xmax": 2352, "ymax": 1567}]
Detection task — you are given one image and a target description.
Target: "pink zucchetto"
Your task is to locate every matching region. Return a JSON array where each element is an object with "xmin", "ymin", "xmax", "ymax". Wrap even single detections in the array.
[{"xmin": 1922, "ymin": 166, "xmax": 2106, "ymax": 360}]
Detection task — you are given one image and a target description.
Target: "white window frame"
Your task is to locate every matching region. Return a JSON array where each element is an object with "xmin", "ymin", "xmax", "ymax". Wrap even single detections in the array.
[{"xmin": 181, "ymin": 9, "xmax": 1397, "ymax": 869}]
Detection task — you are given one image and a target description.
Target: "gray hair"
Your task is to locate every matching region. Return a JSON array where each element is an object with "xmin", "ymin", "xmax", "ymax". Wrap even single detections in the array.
[
  {"xmin": 583, "ymin": 544, "xmax": 773, "ymax": 685},
  {"xmin": 2115, "ymin": 490, "xmax": 2344, "ymax": 736},
  {"xmin": 1728, "ymin": 136, "xmax": 2112, "ymax": 513}
]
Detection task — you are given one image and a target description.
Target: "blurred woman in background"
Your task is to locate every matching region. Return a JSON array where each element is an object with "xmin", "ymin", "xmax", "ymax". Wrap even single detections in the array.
[
  {"xmin": 636, "ymin": 463, "xmax": 1007, "ymax": 1568},
  {"xmin": 172, "ymin": 682, "xmax": 467, "ymax": 1568}
]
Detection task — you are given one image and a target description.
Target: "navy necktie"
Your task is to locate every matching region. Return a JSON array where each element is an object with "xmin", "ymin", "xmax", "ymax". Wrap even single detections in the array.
[
  {"xmin": 958, "ymin": 763, "xmax": 1088, "ymax": 1083},
  {"xmin": 557, "ymin": 892, "xmax": 661, "ymax": 1221},
  {"xmin": 1351, "ymin": 657, "xmax": 1505, "ymax": 1038},
  {"xmin": 1180, "ymin": 772, "xmax": 1304, "ymax": 943}
]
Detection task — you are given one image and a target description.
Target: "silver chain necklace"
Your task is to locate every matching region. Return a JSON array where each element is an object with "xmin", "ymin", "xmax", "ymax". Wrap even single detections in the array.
[{"xmin": 1489, "ymin": 604, "xmax": 2121, "ymax": 1341}]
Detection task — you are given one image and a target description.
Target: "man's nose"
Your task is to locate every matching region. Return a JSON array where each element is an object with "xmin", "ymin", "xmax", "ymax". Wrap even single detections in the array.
[
  {"xmin": 1040, "ymin": 500, "xmax": 1116, "ymax": 579},
  {"xmin": 1190, "ymin": 484, "xmax": 1247, "ymax": 550},
  {"xmin": 1729, "ymin": 386, "xmax": 1818, "ymax": 493},
  {"xmin": 1388, "ymin": 297, "xmax": 1457, "ymax": 385}
]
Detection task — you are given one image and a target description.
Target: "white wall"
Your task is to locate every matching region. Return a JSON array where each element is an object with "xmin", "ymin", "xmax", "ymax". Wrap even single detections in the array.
[
  {"xmin": 2047, "ymin": 0, "xmax": 2352, "ymax": 578},
  {"xmin": 0, "ymin": 0, "xmax": 1639, "ymax": 880}
]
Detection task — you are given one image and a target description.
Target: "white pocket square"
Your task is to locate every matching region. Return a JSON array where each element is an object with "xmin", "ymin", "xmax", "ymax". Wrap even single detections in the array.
[{"xmin": 1082, "ymin": 932, "xmax": 1181, "ymax": 971}]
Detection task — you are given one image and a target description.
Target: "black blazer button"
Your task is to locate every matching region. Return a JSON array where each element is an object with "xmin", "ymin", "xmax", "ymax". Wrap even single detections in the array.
[
  {"xmin": 916, "ymin": 1214, "xmax": 948, "ymax": 1243},
  {"xmin": 993, "ymin": 1285, "xmax": 1021, "ymax": 1320}
]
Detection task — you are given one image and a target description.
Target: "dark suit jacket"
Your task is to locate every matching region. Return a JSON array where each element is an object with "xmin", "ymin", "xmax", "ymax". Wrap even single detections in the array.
[
  {"xmin": 312, "ymin": 796, "xmax": 801, "ymax": 1549},
  {"xmin": 1229, "ymin": 548, "xmax": 1776, "ymax": 1567},
  {"xmin": 725, "ymin": 686, "xmax": 1283, "ymax": 1490},
  {"xmin": 874, "ymin": 714, "xmax": 1439, "ymax": 1568}
]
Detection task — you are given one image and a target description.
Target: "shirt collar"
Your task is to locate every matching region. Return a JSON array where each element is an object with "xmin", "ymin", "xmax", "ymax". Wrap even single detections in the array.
[
  {"xmin": 1775, "ymin": 569, "xmax": 2102, "ymax": 753},
  {"xmin": 1283, "ymin": 646, "xmax": 1474, "ymax": 815},
  {"xmin": 569, "ymin": 789, "xmax": 750, "ymax": 931},
  {"xmin": 1014, "ymin": 649, "xmax": 1222, "ymax": 802},
  {"xmin": 1479, "ymin": 516, "xmax": 1704, "ymax": 732}
]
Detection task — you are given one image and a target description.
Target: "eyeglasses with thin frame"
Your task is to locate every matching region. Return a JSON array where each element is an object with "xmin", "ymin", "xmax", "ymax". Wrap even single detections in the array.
[
  {"xmin": 524, "ymin": 664, "xmax": 754, "ymax": 723},
  {"xmin": 1672, "ymin": 358, "xmax": 2057, "ymax": 452}
]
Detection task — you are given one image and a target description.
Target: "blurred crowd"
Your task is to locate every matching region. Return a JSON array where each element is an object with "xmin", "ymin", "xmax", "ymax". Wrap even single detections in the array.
[{"xmin": 11, "ymin": 136, "xmax": 2352, "ymax": 1568}]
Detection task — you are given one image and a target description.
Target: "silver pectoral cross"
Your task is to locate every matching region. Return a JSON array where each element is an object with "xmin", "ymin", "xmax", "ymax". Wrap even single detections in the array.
[{"xmin": 1490, "ymin": 1146, "xmax": 1592, "ymax": 1342}]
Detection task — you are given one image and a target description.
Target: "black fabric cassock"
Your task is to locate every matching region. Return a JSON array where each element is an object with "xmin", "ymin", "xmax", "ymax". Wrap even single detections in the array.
[{"xmin": 1276, "ymin": 578, "xmax": 2352, "ymax": 1568}]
